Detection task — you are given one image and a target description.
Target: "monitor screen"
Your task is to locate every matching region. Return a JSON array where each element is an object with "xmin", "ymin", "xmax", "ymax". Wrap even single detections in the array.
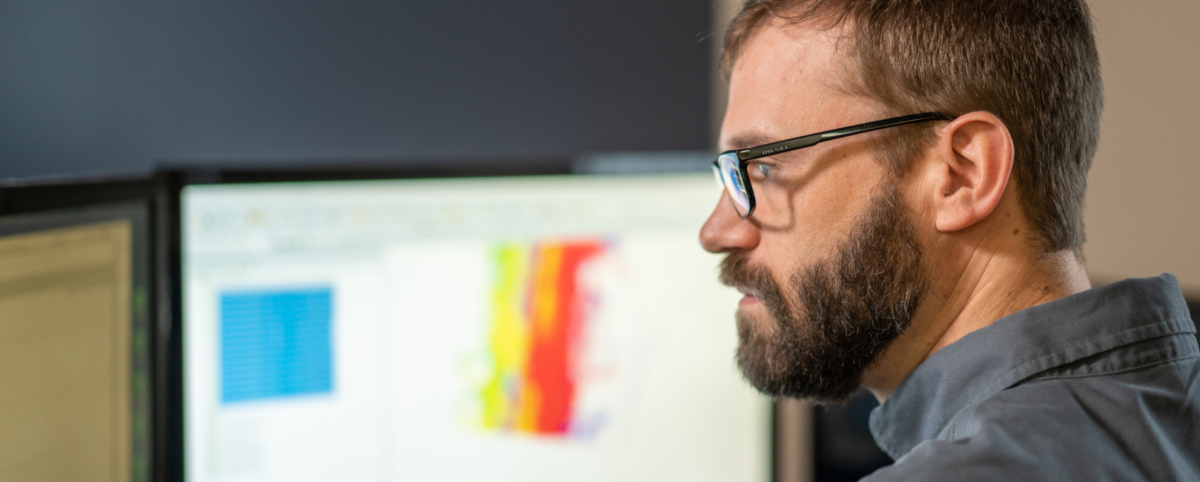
[
  {"xmin": 181, "ymin": 172, "xmax": 771, "ymax": 482},
  {"xmin": 0, "ymin": 203, "xmax": 152, "ymax": 482}
]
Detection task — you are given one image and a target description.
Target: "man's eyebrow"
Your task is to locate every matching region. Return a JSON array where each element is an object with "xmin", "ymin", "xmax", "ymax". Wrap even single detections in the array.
[{"xmin": 722, "ymin": 134, "xmax": 776, "ymax": 151}]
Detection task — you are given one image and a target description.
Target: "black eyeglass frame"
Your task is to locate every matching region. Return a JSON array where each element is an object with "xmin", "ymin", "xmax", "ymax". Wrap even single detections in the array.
[{"xmin": 713, "ymin": 112, "xmax": 953, "ymax": 218}]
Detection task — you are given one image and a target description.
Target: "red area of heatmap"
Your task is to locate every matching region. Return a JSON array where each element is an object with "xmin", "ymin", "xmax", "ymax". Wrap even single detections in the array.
[{"xmin": 522, "ymin": 241, "xmax": 603, "ymax": 434}]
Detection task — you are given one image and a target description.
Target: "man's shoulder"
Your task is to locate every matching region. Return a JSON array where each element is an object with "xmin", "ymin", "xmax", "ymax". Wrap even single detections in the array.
[
  {"xmin": 863, "ymin": 401, "xmax": 1113, "ymax": 482},
  {"xmin": 866, "ymin": 355, "xmax": 1200, "ymax": 482}
]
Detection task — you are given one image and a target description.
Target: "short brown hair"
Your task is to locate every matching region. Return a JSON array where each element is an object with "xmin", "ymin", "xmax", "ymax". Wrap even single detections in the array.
[{"xmin": 722, "ymin": 0, "xmax": 1103, "ymax": 253}]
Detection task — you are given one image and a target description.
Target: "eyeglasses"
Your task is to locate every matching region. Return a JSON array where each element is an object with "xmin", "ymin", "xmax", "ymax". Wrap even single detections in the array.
[{"xmin": 712, "ymin": 112, "xmax": 952, "ymax": 218}]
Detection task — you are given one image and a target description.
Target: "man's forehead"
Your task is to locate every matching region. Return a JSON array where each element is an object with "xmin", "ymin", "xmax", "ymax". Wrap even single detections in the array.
[
  {"xmin": 721, "ymin": 21, "xmax": 862, "ymax": 150},
  {"xmin": 731, "ymin": 19, "xmax": 855, "ymax": 87}
]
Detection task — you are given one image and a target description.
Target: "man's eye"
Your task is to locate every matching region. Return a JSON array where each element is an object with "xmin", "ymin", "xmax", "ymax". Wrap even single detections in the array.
[{"xmin": 756, "ymin": 162, "xmax": 774, "ymax": 178}]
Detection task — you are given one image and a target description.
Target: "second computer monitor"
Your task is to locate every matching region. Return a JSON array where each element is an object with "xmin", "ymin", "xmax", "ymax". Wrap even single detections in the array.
[{"xmin": 0, "ymin": 202, "xmax": 152, "ymax": 482}]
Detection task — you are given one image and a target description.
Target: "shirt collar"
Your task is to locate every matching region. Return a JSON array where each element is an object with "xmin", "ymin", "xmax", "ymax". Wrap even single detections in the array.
[{"xmin": 869, "ymin": 274, "xmax": 1196, "ymax": 459}]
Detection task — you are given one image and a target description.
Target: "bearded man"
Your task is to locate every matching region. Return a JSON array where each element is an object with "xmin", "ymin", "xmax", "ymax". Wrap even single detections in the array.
[{"xmin": 701, "ymin": 0, "xmax": 1200, "ymax": 480}]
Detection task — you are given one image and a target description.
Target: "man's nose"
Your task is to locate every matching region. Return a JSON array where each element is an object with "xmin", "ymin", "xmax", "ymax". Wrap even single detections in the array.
[{"xmin": 700, "ymin": 193, "xmax": 761, "ymax": 253}]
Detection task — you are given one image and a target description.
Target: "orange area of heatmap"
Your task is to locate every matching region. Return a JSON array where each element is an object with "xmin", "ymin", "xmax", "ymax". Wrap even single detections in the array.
[{"xmin": 480, "ymin": 240, "xmax": 604, "ymax": 436}]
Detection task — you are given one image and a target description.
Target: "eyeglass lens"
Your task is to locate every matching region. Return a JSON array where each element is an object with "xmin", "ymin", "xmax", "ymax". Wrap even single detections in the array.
[{"xmin": 716, "ymin": 153, "xmax": 751, "ymax": 217}]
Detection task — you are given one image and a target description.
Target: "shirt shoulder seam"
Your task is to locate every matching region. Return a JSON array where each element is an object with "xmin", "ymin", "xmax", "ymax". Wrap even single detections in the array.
[
  {"xmin": 998, "ymin": 317, "xmax": 1195, "ymax": 388},
  {"xmin": 1023, "ymin": 352, "xmax": 1199, "ymax": 383}
]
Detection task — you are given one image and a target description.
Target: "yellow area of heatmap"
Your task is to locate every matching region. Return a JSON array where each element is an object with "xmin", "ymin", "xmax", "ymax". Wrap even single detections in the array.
[{"xmin": 480, "ymin": 244, "xmax": 530, "ymax": 430}]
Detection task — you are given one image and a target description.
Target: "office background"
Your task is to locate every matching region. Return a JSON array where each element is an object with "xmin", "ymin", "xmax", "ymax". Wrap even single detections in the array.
[
  {"xmin": 1, "ymin": 1, "xmax": 1196, "ymax": 481},
  {"xmin": 4, "ymin": 0, "xmax": 1194, "ymax": 294},
  {"xmin": 0, "ymin": 0, "xmax": 712, "ymax": 178}
]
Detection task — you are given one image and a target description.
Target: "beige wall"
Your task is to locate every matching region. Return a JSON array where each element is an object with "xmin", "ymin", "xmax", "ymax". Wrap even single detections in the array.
[
  {"xmin": 710, "ymin": 0, "xmax": 1200, "ymax": 295},
  {"xmin": 1085, "ymin": 0, "xmax": 1200, "ymax": 294}
]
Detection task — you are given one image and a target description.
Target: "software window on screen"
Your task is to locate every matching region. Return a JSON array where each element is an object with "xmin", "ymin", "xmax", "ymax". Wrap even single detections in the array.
[{"xmin": 182, "ymin": 174, "xmax": 770, "ymax": 482}]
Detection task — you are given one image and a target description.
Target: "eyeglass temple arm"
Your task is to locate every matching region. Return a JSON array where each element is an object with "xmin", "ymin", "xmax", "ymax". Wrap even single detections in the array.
[{"xmin": 735, "ymin": 112, "xmax": 952, "ymax": 162}]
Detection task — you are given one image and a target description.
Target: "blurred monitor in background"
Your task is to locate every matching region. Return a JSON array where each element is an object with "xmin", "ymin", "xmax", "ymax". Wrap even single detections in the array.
[
  {"xmin": 0, "ymin": 203, "xmax": 152, "ymax": 481},
  {"xmin": 178, "ymin": 166, "xmax": 772, "ymax": 482}
]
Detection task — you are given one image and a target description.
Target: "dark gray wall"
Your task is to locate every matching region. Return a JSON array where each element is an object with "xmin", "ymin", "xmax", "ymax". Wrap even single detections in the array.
[{"xmin": 0, "ymin": 1, "xmax": 713, "ymax": 179}]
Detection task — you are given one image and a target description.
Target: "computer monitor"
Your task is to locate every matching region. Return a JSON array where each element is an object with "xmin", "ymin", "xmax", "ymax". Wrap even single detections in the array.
[
  {"xmin": 178, "ymin": 164, "xmax": 773, "ymax": 482},
  {"xmin": 0, "ymin": 201, "xmax": 153, "ymax": 482}
]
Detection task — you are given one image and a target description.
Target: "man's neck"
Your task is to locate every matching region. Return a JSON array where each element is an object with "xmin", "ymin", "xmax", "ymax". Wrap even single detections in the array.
[{"xmin": 863, "ymin": 246, "xmax": 1091, "ymax": 401}]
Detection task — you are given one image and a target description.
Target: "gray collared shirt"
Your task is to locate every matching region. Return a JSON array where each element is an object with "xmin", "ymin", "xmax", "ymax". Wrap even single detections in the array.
[{"xmin": 865, "ymin": 274, "xmax": 1200, "ymax": 481}]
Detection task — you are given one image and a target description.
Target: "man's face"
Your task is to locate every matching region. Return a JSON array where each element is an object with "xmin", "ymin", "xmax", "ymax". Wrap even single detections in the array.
[{"xmin": 701, "ymin": 23, "xmax": 928, "ymax": 403}]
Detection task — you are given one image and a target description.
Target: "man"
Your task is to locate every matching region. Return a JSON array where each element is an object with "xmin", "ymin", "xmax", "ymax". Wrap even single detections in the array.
[{"xmin": 701, "ymin": 0, "xmax": 1200, "ymax": 480}]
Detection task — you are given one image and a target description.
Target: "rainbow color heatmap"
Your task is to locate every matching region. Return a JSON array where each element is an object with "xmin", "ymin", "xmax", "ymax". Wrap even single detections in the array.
[{"xmin": 479, "ymin": 239, "xmax": 607, "ymax": 437}]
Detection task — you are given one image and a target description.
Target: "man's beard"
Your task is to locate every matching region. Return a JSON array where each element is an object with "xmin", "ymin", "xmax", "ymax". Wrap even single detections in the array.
[{"xmin": 720, "ymin": 183, "xmax": 927, "ymax": 403}]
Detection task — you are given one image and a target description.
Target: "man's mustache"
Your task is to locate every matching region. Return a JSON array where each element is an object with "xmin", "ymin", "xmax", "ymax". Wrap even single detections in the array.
[{"xmin": 719, "ymin": 251, "xmax": 780, "ymax": 302}]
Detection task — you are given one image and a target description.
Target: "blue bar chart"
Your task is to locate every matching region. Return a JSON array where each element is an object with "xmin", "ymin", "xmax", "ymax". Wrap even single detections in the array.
[{"xmin": 220, "ymin": 288, "xmax": 334, "ymax": 403}]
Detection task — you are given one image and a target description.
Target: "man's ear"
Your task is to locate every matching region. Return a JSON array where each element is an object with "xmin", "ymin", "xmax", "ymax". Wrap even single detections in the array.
[{"xmin": 928, "ymin": 111, "xmax": 1014, "ymax": 233}]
